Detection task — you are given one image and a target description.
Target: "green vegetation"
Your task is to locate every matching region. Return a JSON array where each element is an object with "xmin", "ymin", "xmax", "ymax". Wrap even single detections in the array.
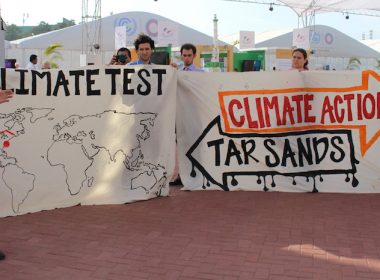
[
  {"xmin": 346, "ymin": 57, "xmax": 362, "ymax": 70},
  {"xmin": 5, "ymin": 18, "xmax": 75, "ymax": 41},
  {"xmin": 44, "ymin": 43, "xmax": 63, "ymax": 69}
]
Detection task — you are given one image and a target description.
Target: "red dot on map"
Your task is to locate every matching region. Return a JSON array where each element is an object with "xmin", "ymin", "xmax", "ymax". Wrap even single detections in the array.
[{"xmin": 3, "ymin": 141, "xmax": 10, "ymax": 148}]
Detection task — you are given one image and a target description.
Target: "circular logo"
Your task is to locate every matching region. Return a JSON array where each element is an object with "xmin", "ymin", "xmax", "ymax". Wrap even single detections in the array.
[
  {"xmin": 114, "ymin": 17, "xmax": 137, "ymax": 37},
  {"xmin": 324, "ymin": 33, "xmax": 334, "ymax": 45},
  {"xmin": 145, "ymin": 19, "xmax": 158, "ymax": 37}
]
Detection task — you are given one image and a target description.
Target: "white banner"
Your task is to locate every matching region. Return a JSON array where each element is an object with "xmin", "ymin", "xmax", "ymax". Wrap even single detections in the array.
[
  {"xmin": 157, "ymin": 20, "xmax": 179, "ymax": 46},
  {"xmin": 239, "ymin": 31, "xmax": 255, "ymax": 49},
  {"xmin": 0, "ymin": 66, "xmax": 177, "ymax": 217},
  {"xmin": 115, "ymin": 26, "xmax": 127, "ymax": 50},
  {"xmin": 177, "ymin": 70, "xmax": 380, "ymax": 193},
  {"xmin": 293, "ymin": 27, "xmax": 310, "ymax": 49}
]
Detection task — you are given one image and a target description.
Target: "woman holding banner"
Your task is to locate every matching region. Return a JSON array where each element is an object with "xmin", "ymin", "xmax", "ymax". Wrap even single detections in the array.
[{"xmin": 292, "ymin": 48, "xmax": 309, "ymax": 71}]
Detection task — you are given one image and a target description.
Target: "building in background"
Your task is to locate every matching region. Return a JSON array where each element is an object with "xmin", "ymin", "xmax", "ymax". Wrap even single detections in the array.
[{"xmin": 6, "ymin": 11, "xmax": 230, "ymax": 69}]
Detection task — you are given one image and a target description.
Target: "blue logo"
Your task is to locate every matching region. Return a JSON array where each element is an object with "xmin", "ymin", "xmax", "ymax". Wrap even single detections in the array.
[
  {"xmin": 310, "ymin": 31, "xmax": 320, "ymax": 44},
  {"xmin": 114, "ymin": 17, "xmax": 137, "ymax": 37}
]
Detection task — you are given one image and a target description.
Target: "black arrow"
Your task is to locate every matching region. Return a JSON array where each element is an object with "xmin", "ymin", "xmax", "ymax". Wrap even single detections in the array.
[{"xmin": 186, "ymin": 116, "xmax": 359, "ymax": 192}]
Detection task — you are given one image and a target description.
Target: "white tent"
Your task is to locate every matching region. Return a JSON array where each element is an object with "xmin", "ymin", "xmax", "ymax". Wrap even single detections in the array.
[
  {"xmin": 222, "ymin": 25, "xmax": 380, "ymax": 70},
  {"xmin": 257, "ymin": 25, "xmax": 380, "ymax": 70},
  {"xmin": 6, "ymin": 11, "xmax": 228, "ymax": 68},
  {"xmin": 360, "ymin": 39, "xmax": 380, "ymax": 53},
  {"xmin": 255, "ymin": 25, "xmax": 380, "ymax": 58}
]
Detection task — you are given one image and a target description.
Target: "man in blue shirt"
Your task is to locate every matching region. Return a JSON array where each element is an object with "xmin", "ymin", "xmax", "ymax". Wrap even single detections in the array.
[
  {"xmin": 169, "ymin": 43, "xmax": 203, "ymax": 186},
  {"xmin": 171, "ymin": 43, "xmax": 202, "ymax": 72},
  {"xmin": 128, "ymin": 34, "xmax": 155, "ymax": 65}
]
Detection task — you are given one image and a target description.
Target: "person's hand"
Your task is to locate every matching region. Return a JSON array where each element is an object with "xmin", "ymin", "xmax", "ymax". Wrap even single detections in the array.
[
  {"xmin": 0, "ymin": 89, "xmax": 13, "ymax": 104},
  {"xmin": 110, "ymin": 55, "xmax": 118, "ymax": 65},
  {"xmin": 170, "ymin": 62, "xmax": 178, "ymax": 69}
]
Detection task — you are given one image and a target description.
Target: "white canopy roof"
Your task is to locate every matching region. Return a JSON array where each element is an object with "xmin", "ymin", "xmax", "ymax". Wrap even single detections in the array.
[{"xmin": 278, "ymin": 1, "xmax": 380, "ymax": 16}]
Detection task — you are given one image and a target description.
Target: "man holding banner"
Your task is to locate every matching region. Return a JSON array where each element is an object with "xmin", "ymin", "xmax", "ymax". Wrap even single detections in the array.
[
  {"xmin": 170, "ymin": 43, "xmax": 203, "ymax": 185},
  {"xmin": 179, "ymin": 43, "xmax": 202, "ymax": 71},
  {"xmin": 171, "ymin": 43, "xmax": 203, "ymax": 72},
  {"xmin": 128, "ymin": 33, "xmax": 155, "ymax": 65}
]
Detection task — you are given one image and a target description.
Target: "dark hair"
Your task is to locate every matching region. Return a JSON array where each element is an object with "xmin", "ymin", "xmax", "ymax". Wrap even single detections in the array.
[
  {"xmin": 134, "ymin": 33, "xmax": 155, "ymax": 51},
  {"xmin": 180, "ymin": 43, "xmax": 197, "ymax": 55},
  {"xmin": 117, "ymin": 47, "xmax": 131, "ymax": 59},
  {"xmin": 292, "ymin": 48, "xmax": 308, "ymax": 70},
  {"xmin": 30, "ymin": 54, "xmax": 37, "ymax": 62}
]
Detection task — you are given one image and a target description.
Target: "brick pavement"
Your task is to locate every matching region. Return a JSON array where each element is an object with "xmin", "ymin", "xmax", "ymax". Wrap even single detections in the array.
[{"xmin": 1, "ymin": 187, "xmax": 380, "ymax": 279}]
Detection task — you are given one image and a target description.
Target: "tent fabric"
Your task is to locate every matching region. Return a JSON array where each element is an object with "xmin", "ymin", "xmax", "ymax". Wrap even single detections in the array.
[
  {"xmin": 222, "ymin": 25, "xmax": 379, "ymax": 58},
  {"xmin": 360, "ymin": 39, "xmax": 380, "ymax": 53},
  {"xmin": 255, "ymin": 25, "xmax": 380, "ymax": 58},
  {"xmin": 10, "ymin": 11, "xmax": 227, "ymax": 51},
  {"xmin": 277, "ymin": 1, "xmax": 380, "ymax": 16}
]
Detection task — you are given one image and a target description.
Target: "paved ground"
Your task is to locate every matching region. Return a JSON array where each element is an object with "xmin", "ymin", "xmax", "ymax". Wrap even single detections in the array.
[{"xmin": 1, "ymin": 186, "xmax": 380, "ymax": 280}]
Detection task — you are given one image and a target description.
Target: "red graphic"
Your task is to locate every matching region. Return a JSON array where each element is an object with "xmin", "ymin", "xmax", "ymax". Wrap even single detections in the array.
[{"xmin": 0, "ymin": 130, "xmax": 16, "ymax": 149}]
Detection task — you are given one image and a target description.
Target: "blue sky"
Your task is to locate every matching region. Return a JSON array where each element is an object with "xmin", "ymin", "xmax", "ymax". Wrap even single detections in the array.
[{"xmin": 1, "ymin": 0, "xmax": 379, "ymax": 40}]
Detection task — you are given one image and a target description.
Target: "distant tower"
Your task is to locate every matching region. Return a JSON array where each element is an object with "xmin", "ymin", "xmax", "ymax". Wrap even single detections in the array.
[
  {"xmin": 22, "ymin": 13, "xmax": 29, "ymax": 26},
  {"xmin": 211, "ymin": 14, "xmax": 219, "ymax": 63},
  {"xmin": 369, "ymin": 30, "xmax": 373, "ymax": 40},
  {"xmin": 81, "ymin": 0, "xmax": 102, "ymax": 64},
  {"xmin": 362, "ymin": 32, "xmax": 366, "ymax": 40}
]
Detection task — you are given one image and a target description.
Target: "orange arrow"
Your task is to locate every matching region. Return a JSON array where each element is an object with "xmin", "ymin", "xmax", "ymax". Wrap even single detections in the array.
[{"xmin": 219, "ymin": 70, "xmax": 380, "ymax": 156}]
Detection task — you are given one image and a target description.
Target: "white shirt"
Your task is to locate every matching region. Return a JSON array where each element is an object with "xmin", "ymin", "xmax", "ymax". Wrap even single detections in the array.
[{"xmin": 26, "ymin": 62, "xmax": 38, "ymax": 70}]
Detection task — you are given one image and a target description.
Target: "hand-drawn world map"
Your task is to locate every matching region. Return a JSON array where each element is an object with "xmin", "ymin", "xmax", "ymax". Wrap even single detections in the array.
[{"xmin": 0, "ymin": 108, "xmax": 167, "ymax": 214}]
